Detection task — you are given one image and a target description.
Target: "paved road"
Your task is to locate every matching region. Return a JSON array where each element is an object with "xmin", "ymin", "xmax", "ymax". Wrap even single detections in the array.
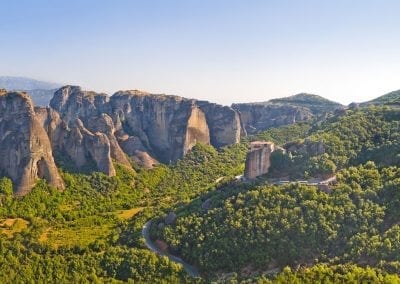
[
  {"xmin": 142, "ymin": 221, "xmax": 200, "ymax": 278},
  {"xmin": 272, "ymin": 175, "xmax": 337, "ymax": 186},
  {"xmin": 141, "ymin": 175, "xmax": 337, "ymax": 278}
]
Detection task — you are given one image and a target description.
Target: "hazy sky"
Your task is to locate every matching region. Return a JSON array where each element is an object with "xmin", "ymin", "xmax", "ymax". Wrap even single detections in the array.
[{"xmin": 1, "ymin": 0, "xmax": 400, "ymax": 105}]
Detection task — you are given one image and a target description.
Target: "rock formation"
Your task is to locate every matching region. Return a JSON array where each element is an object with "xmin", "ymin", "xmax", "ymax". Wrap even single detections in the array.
[
  {"xmin": 109, "ymin": 90, "xmax": 243, "ymax": 163},
  {"xmin": 0, "ymin": 86, "xmax": 347, "ymax": 195},
  {"xmin": 233, "ymin": 93, "xmax": 343, "ymax": 134},
  {"xmin": 110, "ymin": 91, "xmax": 212, "ymax": 162},
  {"xmin": 285, "ymin": 138, "xmax": 325, "ymax": 156},
  {"xmin": 0, "ymin": 90, "xmax": 64, "ymax": 195},
  {"xmin": 244, "ymin": 141, "xmax": 276, "ymax": 179},
  {"xmin": 233, "ymin": 103, "xmax": 313, "ymax": 134},
  {"xmin": 38, "ymin": 86, "xmax": 243, "ymax": 170},
  {"xmin": 44, "ymin": 86, "xmax": 130, "ymax": 175},
  {"xmin": 197, "ymin": 101, "xmax": 244, "ymax": 147}
]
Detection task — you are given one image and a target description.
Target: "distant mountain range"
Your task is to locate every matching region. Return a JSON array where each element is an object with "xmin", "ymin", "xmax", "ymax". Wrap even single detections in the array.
[
  {"xmin": 0, "ymin": 76, "xmax": 61, "ymax": 106},
  {"xmin": 0, "ymin": 76, "xmax": 61, "ymax": 90}
]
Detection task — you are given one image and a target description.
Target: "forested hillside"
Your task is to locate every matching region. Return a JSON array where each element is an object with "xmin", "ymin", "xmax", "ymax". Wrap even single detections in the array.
[
  {"xmin": 0, "ymin": 142, "xmax": 248, "ymax": 282},
  {"xmin": 0, "ymin": 103, "xmax": 399, "ymax": 282},
  {"xmin": 266, "ymin": 106, "xmax": 400, "ymax": 179},
  {"xmin": 154, "ymin": 105, "xmax": 400, "ymax": 281}
]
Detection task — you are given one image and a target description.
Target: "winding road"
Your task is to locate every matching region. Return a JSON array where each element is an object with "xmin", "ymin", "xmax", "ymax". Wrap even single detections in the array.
[
  {"xmin": 141, "ymin": 176, "xmax": 336, "ymax": 278},
  {"xmin": 142, "ymin": 221, "xmax": 200, "ymax": 278}
]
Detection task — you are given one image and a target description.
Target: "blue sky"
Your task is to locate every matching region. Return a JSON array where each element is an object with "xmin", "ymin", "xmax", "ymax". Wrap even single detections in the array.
[{"xmin": 1, "ymin": 0, "xmax": 400, "ymax": 105}]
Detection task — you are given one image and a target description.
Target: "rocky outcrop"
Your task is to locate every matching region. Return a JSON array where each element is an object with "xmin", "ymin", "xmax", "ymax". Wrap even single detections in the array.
[
  {"xmin": 285, "ymin": 138, "xmax": 325, "ymax": 156},
  {"xmin": 50, "ymin": 86, "xmax": 111, "ymax": 122},
  {"xmin": 197, "ymin": 101, "xmax": 243, "ymax": 147},
  {"xmin": 0, "ymin": 85, "xmax": 246, "ymax": 194},
  {"xmin": 233, "ymin": 103, "xmax": 313, "ymax": 134},
  {"xmin": 233, "ymin": 93, "xmax": 343, "ymax": 134},
  {"xmin": 44, "ymin": 86, "xmax": 131, "ymax": 175},
  {"xmin": 244, "ymin": 141, "xmax": 276, "ymax": 179},
  {"xmin": 40, "ymin": 86, "xmax": 242, "ymax": 168},
  {"xmin": 0, "ymin": 85, "xmax": 349, "ymax": 196},
  {"xmin": 111, "ymin": 91, "xmax": 216, "ymax": 162},
  {"xmin": 0, "ymin": 90, "xmax": 64, "ymax": 195},
  {"xmin": 184, "ymin": 105, "xmax": 210, "ymax": 155}
]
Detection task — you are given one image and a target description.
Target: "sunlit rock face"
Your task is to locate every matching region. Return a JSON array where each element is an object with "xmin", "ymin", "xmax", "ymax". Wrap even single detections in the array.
[
  {"xmin": 110, "ymin": 91, "xmax": 211, "ymax": 162},
  {"xmin": 197, "ymin": 101, "xmax": 243, "ymax": 147},
  {"xmin": 244, "ymin": 141, "xmax": 276, "ymax": 179},
  {"xmin": 109, "ymin": 90, "xmax": 242, "ymax": 162},
  {"xmin": 0, "ymin": 90, "xmax": 64, "ymax": 195},
  {"xmin": 45, "ymin": 86, "xmax": 124, "ymax": 175},
  {"xmin": 43, "ymin": 86, "xmax": 243, "ymax": 169},
  {"xmin": 0, "ymin": 85, "xmax": 246, "ymax": 194}
]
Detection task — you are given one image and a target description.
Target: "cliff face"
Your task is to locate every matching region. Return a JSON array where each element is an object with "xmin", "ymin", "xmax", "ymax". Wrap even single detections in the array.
[
  {"xmin": 0, "ymin": 90, "xmax": 64, "ymax": 195},
  {"xmin": 0, "ymin": 86, "xmax": 346, "ymax": 195},
  {"xmin": 110, "ymin": 91, "xmax": 211, "ymax": 162},
  {"xmin": 184, "ymin": 106, "xmax": 210, "ymax": 156},
  {"xmin": 233, "ymin": 104, "xmax": 313, "ymax": 134},
  {"xmin": 109, "ymin": 90, "xmax": 243, "ymax": 162},
  {"xmin": 244, "ymin": 141, "xmax": 276, "ymax": 179},
  {"xmin": 44, "ymin": 86, "xmax": 242, "ymax": 168},
  {"xmin": 0, "ymin": 86, "xmax": 344, "ymax": 195},
  {"xmin": 233, "ymin": 93, "xmax": 343, "ymax": 134},
  {"xmin": 45, "ymin": 86, "xmax": 131, "ymax": 175},
  {"xmin": 197, "ymin": 102, "xmax": 243, "ymax": 147}
]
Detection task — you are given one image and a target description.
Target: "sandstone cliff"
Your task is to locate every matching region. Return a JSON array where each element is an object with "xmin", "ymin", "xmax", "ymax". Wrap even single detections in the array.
[
  {"xmin": 197, "ymin": 101, "xmax": 243, "ymax": 147},
  {"xmin": 44, "ymin": 86, "xmax": 242, "ymax": 167},
  {"xmin": 0, "ymin": 86, "xmax": 346, "ymax": 196},
  {"xmin": 0, "ymin": 90, "xmax": 64, "ymax": 195},
  {"xmin": 244, "ymin": 141, "xmax": 276, "ymax": 179},
  {"xmin": 110, "ymin": 91, "xmax": 211, "ymax": 162},
  {"xmin": 45, "ymin": 86, "xmax": 130, "ymax": 175},
  {"xmin": 109, "ymin": 90, "xmax": 243, "ymax": 162}
]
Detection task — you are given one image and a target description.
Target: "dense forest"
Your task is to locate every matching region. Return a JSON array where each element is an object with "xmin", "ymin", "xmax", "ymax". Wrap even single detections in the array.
[
  {"xmin": 154, "ymin": 106, "xmax": 400, "ymax": 281},
  {"xmin": 0, "ymin": 141, "xmax": 248, "ymax": 282},
  {"xmin": 0, "ymin": 105, "xmax": 400, "ymax": 282}
]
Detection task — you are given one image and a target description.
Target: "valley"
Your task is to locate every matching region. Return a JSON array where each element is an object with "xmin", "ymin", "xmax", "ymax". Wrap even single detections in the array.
[
  {"xmin": 0, "ymin": 85, "xmax": 399, "ymax": 282},
  {"xmin": 3, "ymin": 1, "xmax": 400, "ymax": 282}
]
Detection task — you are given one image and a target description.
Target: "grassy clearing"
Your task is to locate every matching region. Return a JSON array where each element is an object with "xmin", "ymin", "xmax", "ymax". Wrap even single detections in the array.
[
  {"xmin": 0, "ymin": 218, "xmax": 29, "ymax": 238},
  {"xmin": 40, "ymin": 216, "xmax": 113, "ymax": 248},
  {"xmin": 38, "ymin": 227, "xmax": 51, "ymax": 243},
  {"xmin": 59, "ymin": 201, "xmax": 81, "ymax": 212},
  {"xmin": 38, "ymin": 206, "xmax": 145, "ymax": 248},
  {"xmin": 115, "ymin": 207, "xmax": 144, "ymax": 220}
]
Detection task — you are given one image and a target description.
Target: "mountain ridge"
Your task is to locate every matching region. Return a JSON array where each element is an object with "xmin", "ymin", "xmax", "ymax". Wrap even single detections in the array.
[
  {"xmin": 0, "ymin": 76, "xmax": 62, "ymax": 106},
  {"xmin": 0, "ymin": 76, "xmax": 61, "ymax": 90},
  {"xmin": 361, "ymin": 89, "xmax": 400, "ymax": 106},
  {"xmin": 1, "ymin": 81, "xmax": 400, "ymax": 194}
]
